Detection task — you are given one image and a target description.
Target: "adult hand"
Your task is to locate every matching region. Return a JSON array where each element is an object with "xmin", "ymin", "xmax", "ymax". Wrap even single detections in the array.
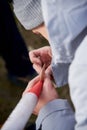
[
  {"xmin": 33, "ymin": 76, "xmax": 59, "ymax": 115},
  {"xmin": 29, "ymin": 46, "xmax": 52, "ymax": 74}
]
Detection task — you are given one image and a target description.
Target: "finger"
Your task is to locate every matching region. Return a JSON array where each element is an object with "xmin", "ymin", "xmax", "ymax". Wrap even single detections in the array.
[
  {"xmin": 23, "ymin": 75, "xmax": 40, "ymax": 95},
  {"xmin": 40, "ymin": 64, "xmax": 46, "ymax": 81},
  {"xmin": 29, "ymin": 51, "xmax": 42, "ymax": 65},
  {"xmin": 28, "ymin": 75, "xmax": 40, "ymax": 86},
  {"xmin": 44, "ymin": 77, "xmax": 54, "ymax": 89},
  {"xmin": 43, "ymin": 77, "xmax": 59, "ymax": 98},
  {"xmin": 33, "ymin": 64, "xmax": 42, "ymax": 74},
  {"xmin": 45, "ymin": 65, "xmax": 52, "ymax": 75}
]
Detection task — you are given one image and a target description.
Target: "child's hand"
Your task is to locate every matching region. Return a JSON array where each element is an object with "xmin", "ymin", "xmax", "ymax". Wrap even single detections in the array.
[
  {"xmin": 33, "ymin": 76, "xmax": 59, "ymax": 115},
  {"xmin": 23, "ymin": 75, "xmax": 40, "ymax": 96}
]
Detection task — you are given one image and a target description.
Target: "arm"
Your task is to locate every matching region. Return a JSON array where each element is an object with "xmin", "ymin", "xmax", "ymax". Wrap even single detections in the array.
[
  {"xmin": 36, "ymin": 99, "xmax": 75, "ymax": 130},
  {"xmin": 23, "ymin": 74, "xmax": 75, "ymax": 130},
  {"xmin": 29, "ymin": 45, "xmax": 71, "ymax": 87},
  {"xmin": 41, "ymin": 0, "xmax": 87, "ymax": 87},
  {"xmin": 33, "ymin": 76, "xmax": 75, "ymax": 130}
]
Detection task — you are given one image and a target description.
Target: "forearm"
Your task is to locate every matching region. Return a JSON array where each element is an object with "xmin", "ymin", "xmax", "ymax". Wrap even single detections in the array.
[{"xmin": 36, "ymin": 99, "xmax": 75, "ymax": 130}]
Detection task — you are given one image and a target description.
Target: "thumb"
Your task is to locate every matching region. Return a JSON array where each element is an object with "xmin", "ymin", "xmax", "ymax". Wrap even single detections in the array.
[
  {"xmin": 45, "ymin": 65, "xmax": 52, "ymax": 76},
  {"xmin": 23, "ymin": 75, "xmax": 40, "ymax": 96},
  {"xmin": 44, "ymin": 76, "xmax": 54, "ymax": 90}
]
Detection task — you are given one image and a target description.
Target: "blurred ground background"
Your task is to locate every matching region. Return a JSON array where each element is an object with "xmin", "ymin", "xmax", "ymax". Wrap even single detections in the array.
[{"xmin": 0, "ymin": 22, "xmax": 73, "ymax": 129}]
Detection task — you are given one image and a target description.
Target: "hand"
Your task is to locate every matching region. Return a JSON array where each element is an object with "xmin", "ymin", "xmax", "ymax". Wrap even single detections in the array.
[
  {"xmin": 33, "ymin": 76, "xmax": 59, "ymax": 115},
  {"xmin": 23, "ymin": 75, "xmax": 58, "ymax": 115},
  {"xmin": 29, "ymin": 46, "xmax": 52, "ymax": 74},
  {"xmin": 23, "ymin": 75, "xmax": 40, "ymax": 96}
]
